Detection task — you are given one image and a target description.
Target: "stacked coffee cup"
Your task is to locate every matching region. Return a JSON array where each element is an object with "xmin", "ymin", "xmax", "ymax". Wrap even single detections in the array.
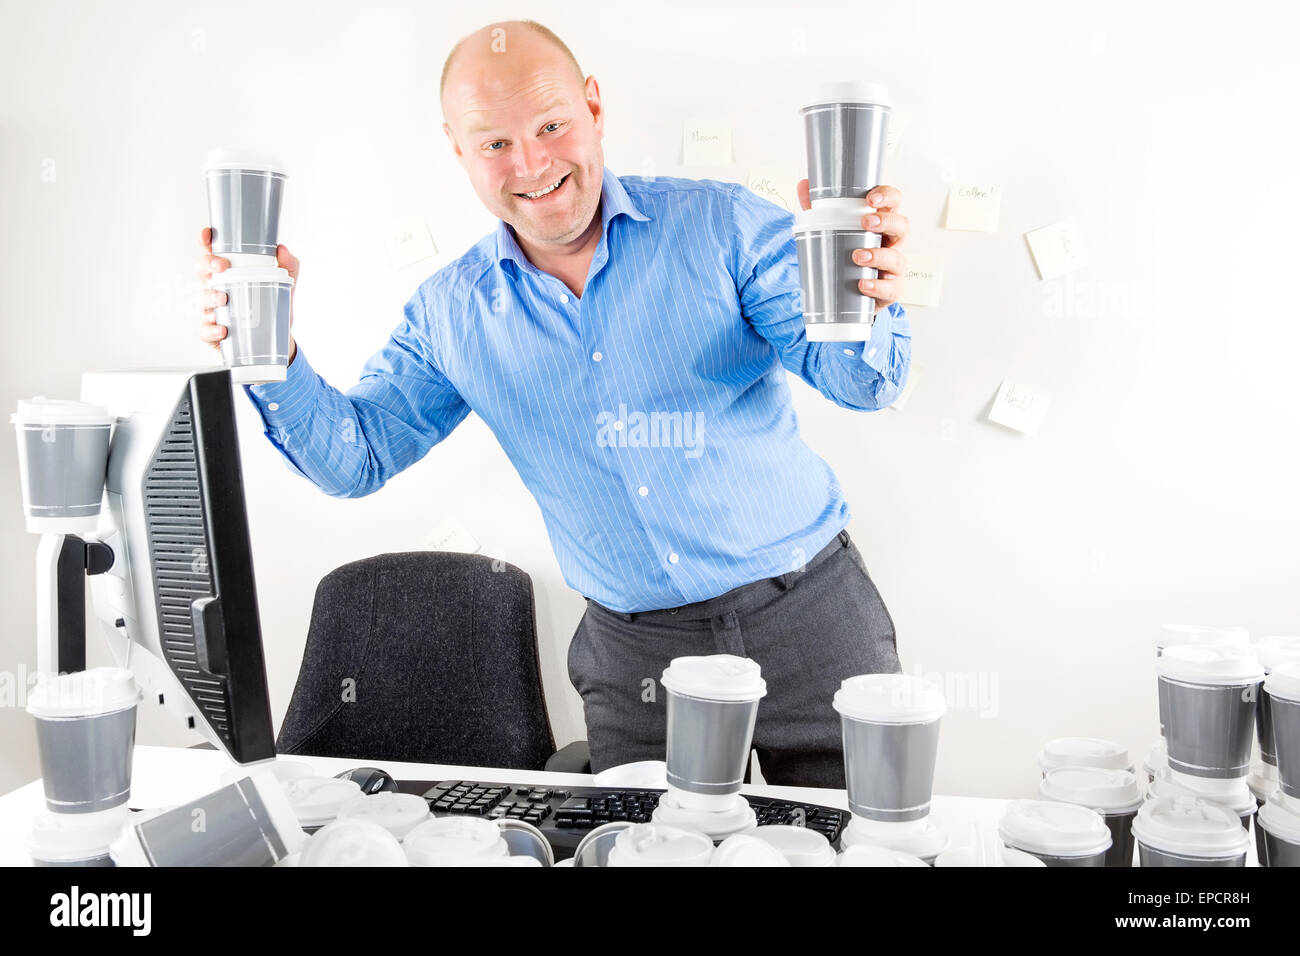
[
  {"xmin": 203, "ymin": 149, "xmax": 294, "ymax": 384},
  {"xmin": 792, "ymin": 81, "xmax": 893, "ymax": 342},
  {"xmin": 1259, "ymin": 659, "xmax": 1300, "ymax": 865},
  {"xmin": 832, "ymin": 673, "xmax": 951, "ymax": 863}
]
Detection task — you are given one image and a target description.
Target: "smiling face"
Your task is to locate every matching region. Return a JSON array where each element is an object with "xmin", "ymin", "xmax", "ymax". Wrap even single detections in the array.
[{"xmin": 442, "ymin": 27, "xmax": 605, "ymax": 251}]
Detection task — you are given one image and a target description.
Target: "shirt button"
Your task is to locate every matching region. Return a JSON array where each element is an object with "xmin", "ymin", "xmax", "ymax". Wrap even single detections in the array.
[
  {"xmin": 268, "ymin": 402, "xmax": 280, "ymax": 411},
  {"xmin": 668, "ymin": 552, "xmax": 679, "ymax": 564},
  {"xmin": 613, "ymin": 420, "xmax": 624, "ymax": 431},
  {"xmin": 842, "ymin": 348, "xmax": 855, "ymax": 357},
  {"xmin": 560, "ymin": 294, "xmax": 570, "ymax": 304},
  {"xmin": 592, "ymin": 351, "xmax": 603, "ymax": 362},
  {"xmin": 637, "ymin": 486, "xmax": 648, "ymax": 497}
]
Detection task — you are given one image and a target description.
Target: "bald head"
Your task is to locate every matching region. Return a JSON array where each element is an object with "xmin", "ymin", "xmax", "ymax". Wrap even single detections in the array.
[{"xmin": 440, "ymin": 20, "xmax": 585, "ymax": 120}]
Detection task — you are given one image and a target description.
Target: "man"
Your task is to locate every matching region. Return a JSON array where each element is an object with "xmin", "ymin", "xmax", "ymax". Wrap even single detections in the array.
[{"xmin": 196, "ymin": 19, "xmax": 913, "ymax": 787}]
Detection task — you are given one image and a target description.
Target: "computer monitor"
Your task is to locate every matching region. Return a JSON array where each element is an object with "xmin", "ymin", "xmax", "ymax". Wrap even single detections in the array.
[{"xmin": 70, "ymin": 367, "xmax": 277, "ymax": 765}]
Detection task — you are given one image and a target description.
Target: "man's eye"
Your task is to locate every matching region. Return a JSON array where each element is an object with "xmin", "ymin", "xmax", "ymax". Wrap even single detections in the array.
[
  {"xmin": 544, "ymin": 123, "xmax": 561, "ymax": 133},
  {"xmin": 487, "ymin": 142, "xmax": 504, "ymax": 151}
]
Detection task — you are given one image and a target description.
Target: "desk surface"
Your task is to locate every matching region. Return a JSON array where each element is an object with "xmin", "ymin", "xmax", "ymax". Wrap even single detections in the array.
[{"xmin": 0, "ymin": 746, "xmax": 1261, "ymax": 866}]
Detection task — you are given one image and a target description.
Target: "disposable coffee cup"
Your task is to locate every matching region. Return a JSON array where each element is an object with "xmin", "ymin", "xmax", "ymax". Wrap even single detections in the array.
[
  {"xmin": 1143, "ymin": 737, "xmax": 1168, "ymax": 783},
  {"xmin": 838, "ymin": 812, "xmax": 950, "ymax": 864},
  {"xmin": 1257, "ymin": 789, "xmax": 1300, "ymax": 868},
  {"xmin": 661, "ymin": 655, "xmax": 766, "ymax": 811},
  {"xmin": 572, "ymin": 821, "xmax": 635, "ymax": 868},
  {"xmin": 1248, "ymin": 761, "xmax": 1278, "ymax": 864},
  {"xmin": 1132, "ymin": 795, "xmax": 1249, "ymax": 866},
  {"xmin": 403, "ymin": 816, "xmax": 510, "ymax": 866},
  {"xmin": 26, "ymin": 805, "xmax": 128, "ymax": 866},
  {"xmin": 652, "ymin": 789, "xmax": 757, "ymax": 840},
  {"xmin": 218, "ymin": 758, "xmax": 313, "ymax": 789},
  {"xmin": 1036, "ymin": 737, "xmax": 1133, "ymax": 777},
  {"xmin": 336, "ymin": 791, "xmax": 431, "ymax": 840},
  {"xmin": 997, "ymin": 800, "xmax": 1112, "ymax": 867},
  {"xmin": 110, "ymin": 774, "xmax": 304, "ymax": 866},
  {"xmin": 800, "ymin": 80, "xmax": 892, "ymax": 208},
  {"xmin": 605, "ymin": 823, "xmax": 714, "ymax": 867},
  {"xmin": 1157, "ymin": 643, "xmax": 1263, "ymax": 780},
  {"xmin": 791, "ymin": 205, "xmax": 882, "ymax": 342},
  {"xmin": 496, "ymin": 818, "xmax": 554, "ymax": 866},
  {"xmin": 833, "ymin": 674, "xmax": 944, "ymax": 823},
  {"xmin": 300, "ymin": 817, "xmax": 408, "ymax": 867},
  {"xmin": 27, "ymin": 667, "xmax": 139, "ymax": 814},
  {"xmin": 1256, "ymin": 639, "xmax": 1300, "ymax": 767},
  {"xmin": 282, "ymin": 775, "xmax": 363, "ymax": 833},
  {"xmin": 745, "ymin": 824, "xmax": 837, "ymax": 867},
  {"xmin": 1156, "ymin": 626, "xmax": 1249, "ymax": 733},
  {"xmin": 1265, "ymin": 661, "xmax": 1300, "ymax": 798},
  {"xmin": 711, "ymin": 833, "xmax": 792, "ymax": 867},
  {"xmin": 1148, "ymin": 767, "xmax": 1257, "ymax": 832},
  {"xmin": 1040, "ymin": 767, "xmax": 1143, "ymax": 866},
  {"xmin": 203, "ymin": 149, "xmax": 287, "ymax": 257},
  {"xmin": 206, "ymin": 266, "xmax": 294, "ymax": 384},
  {"xmin": 11, "ymin": 398, "xmax": 114, "ymax": 535},
  {"xmin": 836, "ymin": 845, "xmax": 928, "ymax": 867}
]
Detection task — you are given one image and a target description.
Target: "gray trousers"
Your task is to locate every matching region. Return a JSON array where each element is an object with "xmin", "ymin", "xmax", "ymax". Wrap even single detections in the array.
[{"xmin": 568, "ymin": 527, "xmax": 902, "ymax": 789}]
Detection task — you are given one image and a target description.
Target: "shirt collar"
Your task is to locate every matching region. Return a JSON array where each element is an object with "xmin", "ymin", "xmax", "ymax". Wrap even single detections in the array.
[{"xmin": 495, "ymin": 166, "xmax": 650, "ymax": 277}]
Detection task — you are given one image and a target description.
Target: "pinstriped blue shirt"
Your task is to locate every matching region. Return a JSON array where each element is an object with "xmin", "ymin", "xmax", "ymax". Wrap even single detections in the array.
[{"xmin": 244, "ymin": 167, "xmax": 911, "ymax": 613}]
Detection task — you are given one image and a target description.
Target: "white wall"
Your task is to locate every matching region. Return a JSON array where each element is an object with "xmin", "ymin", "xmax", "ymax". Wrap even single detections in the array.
[{"xmin": 2, "ymin": 0, "xmax": 1297, "ymax": 798}]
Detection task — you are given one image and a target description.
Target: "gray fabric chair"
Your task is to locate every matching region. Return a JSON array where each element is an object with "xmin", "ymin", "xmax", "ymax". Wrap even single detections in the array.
[{"xmin": 275, "ymin": 551, "xmax": 589, "ymax": 773}]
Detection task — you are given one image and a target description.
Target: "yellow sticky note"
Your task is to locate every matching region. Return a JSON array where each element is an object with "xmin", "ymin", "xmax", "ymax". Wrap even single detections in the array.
[
  {"xmin": 384, "ymin": 219, "xmax": 437, "ymax": 269},
  {"xmin": 746, "ymin": 167, "xmax": 799, "ymax": 213},
  {"xmin": 944, "ymin": 184, "xmax": 1001, "ymax": 232},
  {"xmin": 987, "ymin": 378, "xmax": 1049, "ymax": 436},
  {"xmin": 900, "ymin": 255, "xmax": 943, "ymax": 307},
  {"xmin": 1025, "ymin": 218, "xmax": 1088, "ymax": 280},
  {"xmin": 683, "ymin": 117, "xmax": 733, "ymax": 166}
]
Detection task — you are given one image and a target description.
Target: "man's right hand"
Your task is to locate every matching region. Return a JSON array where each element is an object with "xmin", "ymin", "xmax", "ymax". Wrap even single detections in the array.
[{"xmin": 196, "ymin": 229, "xmax": 301, "ymax": 364}]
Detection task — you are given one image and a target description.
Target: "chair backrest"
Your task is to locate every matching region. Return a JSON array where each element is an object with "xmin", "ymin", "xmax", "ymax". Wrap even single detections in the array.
[{"xmin": 275, "ymin": 551, "xmax": 557, "ymax": 770}]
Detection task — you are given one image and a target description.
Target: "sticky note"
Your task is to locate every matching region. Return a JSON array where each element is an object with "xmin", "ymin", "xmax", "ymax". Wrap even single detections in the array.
[
  {"xmin": 746, "ymin": 166, "xmax": 799, "ymax": 212},
  {"xmin": 683, "ymin": 118, "xmax": 733, "ymax": 166},
  {"xmin": 385, "ymin": 219, "xmax": 437, "ymax": 269},
  {"xmin": 987, "ymin": 378, "xmax": 1049, "ymax": 436},
  {"xmin": 944, "ymin": 184, "xmax": 1001, "ymax": 232},
  {"xmin": 889, "ymin": 371, "xmax": 916, "ymax": 411},
  {"xmin": 900, "ymin": 255, "xmax": 943, "ymax": 307},
  {"xmin": 884, "ymin": 109, "xmax": 905, "ymax": 159},
  {"xmin": 424, "ymin": 516, "xmax": 480, "ymax": 554},
  {"xmin": 1025, "ymin": 218, "xmax": 1088, "ymax": 280}
]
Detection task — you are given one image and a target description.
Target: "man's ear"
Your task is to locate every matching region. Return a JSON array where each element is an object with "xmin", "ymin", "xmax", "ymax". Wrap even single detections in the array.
[
  {"xmin": 442, "ymin": 122, "xmax": 463, "ymax": 163},
  {"xmin": 584, "ymin": 76, "xmax": 603, "ymax": 136}
]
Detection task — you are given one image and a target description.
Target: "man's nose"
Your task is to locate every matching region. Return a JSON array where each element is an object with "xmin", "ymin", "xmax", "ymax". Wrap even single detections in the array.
[{"xmin": 514, "ymin": 137, "xmax": 551, "ymax": 183}]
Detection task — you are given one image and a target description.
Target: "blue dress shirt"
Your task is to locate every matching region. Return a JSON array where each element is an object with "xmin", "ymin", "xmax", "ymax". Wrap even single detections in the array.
[{"xmin": 244, "ymin": 167, "xmax": 911, "ymax": 612}]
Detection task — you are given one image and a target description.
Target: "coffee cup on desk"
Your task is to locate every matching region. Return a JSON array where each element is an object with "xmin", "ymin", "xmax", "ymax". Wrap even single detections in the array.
[
  {"xmin": 1265, "ymin": 661, "xmax": 1300, "ymax": 799},
  {"xmin": 27, "ymin": 667, "xmax": 140, "ymax": 815},
  {"xmin": 1254, "ymin": 637, "xmax": 1300, "ymax": 768},
  {"xmin": 838, "ymin": 812, "xmax": 950, "ymax": 864},
  {"xmin": 660, "ymin": 655, "xmax": 766, "ymax": 811},
  {"xmin": 1035, "ymin": 737, "xmax": 1133, "ymax": 777},
  {"xmin": 403, "ymin": 816, "xmax": 511, "ymax": 866},
  {"xmin": 300, "ymin": 817, "xmax": 408, "ymax": 867},
  {"xmin": 1155, "ymin": 626, "xmax": 1249, "ymax": 735},
  {"xmin": 336, "ymin": 791, "xmax": 431, "ymax": 840},
  {"xmin": 283, "ymin": 775, "xmax": 363, "ymax": 833},
  {"xmin": 1131, "ymin": 795, "xmax": 1250, "ymax": 867},
  {"xmin": 26, "ymin": 805, "xmax": 129, "ymax": 867},
  {"xmin": 1257, "ymin": 789, "xmax": 1300, "ymax": 867},
  {"xmin": 1040, "ymin": 767, "xmax": 1143, "ymax": 866},
  {"xmin": 1147, "ymin": 766, "xmax": 1256, "ymax": 831},
  {"xmin": 997, "ymin": 799, "xmax": 1112, "ymax": 867},
  {"xmin": 744, "ymin": 824, "xmax": 837, "ymax": 867},
  {"xmin": 1158, "ymin": 643, "xmax": 1263, "ymax": 782},
  {"xmin": 604, "ymin": 822, "xmax": 714, "ymax": 867}
]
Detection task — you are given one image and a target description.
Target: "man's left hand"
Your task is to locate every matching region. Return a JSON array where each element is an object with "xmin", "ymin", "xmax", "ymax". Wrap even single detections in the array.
[{"xmin": 797, "ymin": 180, "xmax": 909, "ymax": 310}]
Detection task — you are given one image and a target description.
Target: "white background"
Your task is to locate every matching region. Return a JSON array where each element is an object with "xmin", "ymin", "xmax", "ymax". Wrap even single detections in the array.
[{"xmin": 2, "ymin": 0, "xmax": 1297, "ymax": 797}]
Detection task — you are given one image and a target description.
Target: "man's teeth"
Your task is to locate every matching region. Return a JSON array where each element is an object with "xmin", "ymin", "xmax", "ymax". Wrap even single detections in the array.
[{"xmin": 521, "ymin": 176, "xmax": 565, "ymax": 199}]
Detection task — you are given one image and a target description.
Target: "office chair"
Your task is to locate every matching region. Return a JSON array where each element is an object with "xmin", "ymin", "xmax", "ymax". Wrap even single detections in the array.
[{"xmin": 274, "ymin": 550, "xmax": 590, "ymax": 774}]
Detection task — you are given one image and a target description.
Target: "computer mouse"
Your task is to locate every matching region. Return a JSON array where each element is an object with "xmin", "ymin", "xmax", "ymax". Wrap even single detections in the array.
[{"xmin": 334, "ymin": 766, "xmax": 397, "ymax": 794}]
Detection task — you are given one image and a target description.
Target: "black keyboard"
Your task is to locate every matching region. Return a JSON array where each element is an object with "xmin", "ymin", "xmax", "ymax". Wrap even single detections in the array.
[{"xmin": 395, "ymin": 778, "xmax": 848, "ymax": 860}]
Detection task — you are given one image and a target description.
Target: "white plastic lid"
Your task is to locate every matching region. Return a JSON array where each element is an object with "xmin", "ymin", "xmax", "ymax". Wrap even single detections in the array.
[
  {"xmin": 791, "ymin": 204, "xmax": 876, "ymax": 234},
  {"xmin": 27, "ymin": 667, "xmax": 140, "ymax": 718},
  {"xmin": 218, "ymin": 759, "xmax": 314, "ymax": 788},
  {"xmin": 1258, "ymin": 790, "xmax": 1300, "ymax": 843},
  {"xmin": 299, "ymin": 818, "xmax": 408, "ymax": 867},
  {"xmin": 997, "ymin": 800, "xmax": 1112, "ymax": 857},
  {"xmin": 1248, "ymin": 761, "xmax": 1278, "ymax": 802},
  {"xmin": 841, "ymin": 812, "xmax": 950, "ymax": 859},
  {"xmin": 836, "ymin": 845, "xmax": 928, "ymax": 867},
  {"xmin": 1255, "ymin": 635, "xmax": 1300, "ymax": 671},
  {"xmin": 593, "ymin": 760, "xmax": 668, "ymax": 789},
  {"xmin": 607, "ymin": 823, "xmax": 714, "ymax": 867},
  {"xmin": 1036, "ymin": 736, "xmax": 1131, "ymax": 773},
  {"xmin": 833, "ymin": 673, "xmax": 946, "ymax": 723},
  {"xmin": 206, "ymin": 266, "xmax": 294, "ymax": 288},
  {"xmin": 1264, "ymin": 660, "xmax": 1300, "ymax": 702},
  {"xmin": 11, "ymin": 397, "xmax": 114, "ymax": 427},
  {"xmin": 710, "ymin": 833, "xmax": 792, "ymax": 867},
  {"xmin": 660, "ymin": 655, "xmax": 767, "ymax": 702},
  {"xmin": 934, "ymin": 845, "xmax": 1045, "ymax": 867},
  {"xmin": 1040, "ymin": 767, "xmax": 1143, "ymax": 813},
  {"xmin": 283, "ymin": 776, "xmax": 363, "ymax": 828},
  {"xmin": 1156, "ymin": 643, "xmax": 1265, "ymax": 685},
  {"xmin": 26, "ymin": 805, "xmax": 129, "ymax": 861},
  {"xmin": 1131, "ymin": 796, "xmax": 1250, "ymax": 858},
  {"xmin": 336, "ymin": 791, "xmax": 432, "ymax": 839},
  {"xmin": 1143, "ymin": 737, "xmax": 1168, "ymax": 776},
  {"xmin": 203, "ymin": 149, "xmax": 287, "ymax": 176},
  {"xmin": 652, "ymin": 790, "xmax": 756, "ymax": 839},
  {"xmin": 747, "ymin": 825, "xmax": 837, "ymax": 867},
  {"xmin": 1150, "ymin": 768, "xmax": 1255, "ymax": 814},
  {"xmin": 801, "ymin": 80, "xmax": 893, "ymax": 111},
  {"xmin": 403, "ymin": 816, "xmax": 510, "ymax": 866},
  {"xmin": 1156, "ymin": 624, "xmax": 1249, "ymax": 652}
]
